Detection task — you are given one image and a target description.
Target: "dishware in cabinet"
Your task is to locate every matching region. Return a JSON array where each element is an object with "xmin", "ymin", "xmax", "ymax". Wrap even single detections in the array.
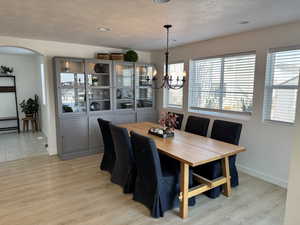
[
  {"xmin": 85, "ymin": 59, "xmax": 112, "ymax": 112},
  {"xmin": 114, "ymin": 62, "xmax": 135, "ymax": 110},
  {"xmin": 135, "ymin": 63, "xmax": 155, "ymax": 109}
]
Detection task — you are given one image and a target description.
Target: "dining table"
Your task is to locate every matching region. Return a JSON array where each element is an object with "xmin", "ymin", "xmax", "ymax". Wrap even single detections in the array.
[{"xmin": 120, "ymin": 122, "xmax": 246, "ymax": 219}]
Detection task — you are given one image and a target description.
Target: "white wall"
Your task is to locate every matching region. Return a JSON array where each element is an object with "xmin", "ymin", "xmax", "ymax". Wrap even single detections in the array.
[
  {"xmin": 0, "ymin": 53, "xmax": 43, "ymax": 131},
  {"xmin": 0, "ymin": 36, "xmax": 152, "ymax": 155},
  {"xmin": 284, "ymin": 102, "xmax": 300, "ymax": 224},
  {"xmin": 151, "ymin": 21, "xmax": 300, "ymax": 188}
]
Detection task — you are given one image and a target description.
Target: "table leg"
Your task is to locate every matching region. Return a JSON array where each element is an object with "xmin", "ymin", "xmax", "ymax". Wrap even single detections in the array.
[
  {"xmin": 221, "ymin": 156, "xmax": 231, "ymax": 197},
  {"xmin": 180, "ymin": 162, "xmax": 189, "ymax": 219},
  {"xmin": 23, "ymin": 121, "xmax": 25, "ymax": 132},
  {"xmin": 25, "ymin": 121, "xmax": 29, "ymax": 132},
  {"xmin": 31, "ymin": 120, "xmax": 35, "ymax": 132},
  {"xmin": 35, "ymin": 120, "xmax": 39, "ymax": 131}
]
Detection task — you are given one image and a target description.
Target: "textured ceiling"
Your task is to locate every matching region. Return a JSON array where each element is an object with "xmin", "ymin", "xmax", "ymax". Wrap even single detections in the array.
[{"xmin": 0, "ymin": 0, "xmax": 300, "ymax": 50}]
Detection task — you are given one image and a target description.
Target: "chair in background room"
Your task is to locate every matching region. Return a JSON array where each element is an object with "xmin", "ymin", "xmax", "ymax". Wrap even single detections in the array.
[
  {"xmin": 193, "ymin": 119, "xmax": 242, "ymax": 198},
  {"xmin": 130, "ymin": 131, "xmax": 180, "ymax": 218},
  {"xmin": 168, "ymin": 112, "xmax": 184, "ymax": 130},
  {"xmin": 185, "ymin": 116, "xmax": 210, "ymax": 136},
  {"xmin": 110, "ymin": 124, "xmax": 136, "ymax": 193},
  {"xmin": 97, "ymin": 118, "xmax": 116, "ymax": 174}
]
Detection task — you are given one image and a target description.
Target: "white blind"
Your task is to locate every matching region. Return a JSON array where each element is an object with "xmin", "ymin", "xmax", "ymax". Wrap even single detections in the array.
[
  {"xmin": 189, "ymin": 53, "xmax": 256, "ymax": 113},
  {"xmin": 263, "ymin": 49, "xmax": 300, "ymax": 124}
]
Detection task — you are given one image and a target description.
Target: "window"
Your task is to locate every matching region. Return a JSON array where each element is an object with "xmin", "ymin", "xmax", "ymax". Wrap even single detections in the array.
[
  {"xmin": 164, "ymin": 63, "xmax": 184, "ymax": 108},
  {"xmin": 263, "ymin": 48, "xmax": 300, "ymax": 124},
  {"xmin": 189, "ymin": 53, "xmax": 256, "ymax": 113}
]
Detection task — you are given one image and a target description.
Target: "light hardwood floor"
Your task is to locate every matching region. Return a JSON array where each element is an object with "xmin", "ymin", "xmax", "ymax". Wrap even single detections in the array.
[{"xmin": 0, "ymin": 154, "xmax": 286, "ymax": 225}]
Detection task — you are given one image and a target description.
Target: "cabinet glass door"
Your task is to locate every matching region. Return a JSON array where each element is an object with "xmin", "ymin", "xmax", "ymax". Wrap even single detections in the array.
[
  {"xmin": 59, "ymin": 59, "xmax": 86, "ymax": 113},
  {"xmin": 135, "ymin": 64, "xmax": 154, "ymax": 108},
  {"xmin": 115, "ymin": 63, "xmax": 134, "ymax": 110},
  {"xmin": 86, "ymin": 61, "xmax": 111, "ymax": 111}
]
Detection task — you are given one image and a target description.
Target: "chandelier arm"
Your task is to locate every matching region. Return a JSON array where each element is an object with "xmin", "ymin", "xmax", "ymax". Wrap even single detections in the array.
[{"xmin": 151, "ymin": 24, "xmax": 184, "ymax": 90}]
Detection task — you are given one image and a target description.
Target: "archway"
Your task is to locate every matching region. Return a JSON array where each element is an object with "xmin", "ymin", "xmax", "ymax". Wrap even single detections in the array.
[{"xmin": 0, "ymin": 46, "xmax": 51, "ymax": 162}]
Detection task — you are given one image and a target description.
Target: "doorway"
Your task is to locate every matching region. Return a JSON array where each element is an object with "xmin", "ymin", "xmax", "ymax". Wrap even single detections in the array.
[{"xmin": 0, "ymin": 46, "xmax": 48, "ymax": 162}]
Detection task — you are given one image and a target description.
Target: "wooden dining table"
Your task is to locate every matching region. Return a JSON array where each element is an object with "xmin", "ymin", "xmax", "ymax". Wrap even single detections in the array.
[{"xmin": 120, "ymin": 122, "xmax": 246, "ymax": 219}]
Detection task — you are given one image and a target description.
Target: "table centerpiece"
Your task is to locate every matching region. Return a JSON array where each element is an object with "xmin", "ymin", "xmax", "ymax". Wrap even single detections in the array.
[{"xmin": 148, "ymin": 112, "xmax": 177, "ymax": 138}]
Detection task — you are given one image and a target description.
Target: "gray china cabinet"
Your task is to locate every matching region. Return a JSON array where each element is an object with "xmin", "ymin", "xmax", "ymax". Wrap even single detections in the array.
[{"xmin": 53, "ymin": 57, "xmax": 157, "ymax": 159}]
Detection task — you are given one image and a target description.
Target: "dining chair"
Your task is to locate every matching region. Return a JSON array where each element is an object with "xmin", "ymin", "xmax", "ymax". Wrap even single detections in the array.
[
  {"xmin": 97, "ymin": 118, "xmax": 116, "ymax": 174},
  {"xmin": 130, "ymin": 131, "xmax": 180, "ymax": 218},
  {"xmin": 110, "ymin": 124, "xmax": 136, "ymax": 193},
  {"xmin": 185, "ymin": 115, "xmax": 210, "ymax": 136},
  {"xmin": 168, "ymin": 112, "xmax": 184, "ymax": 130},
  {"xmin": 193, "ymin": 119, "xmax": 242, "ymax": 198}
]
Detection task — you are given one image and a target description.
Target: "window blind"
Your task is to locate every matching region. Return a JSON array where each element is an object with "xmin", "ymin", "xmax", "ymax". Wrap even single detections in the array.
[
  {"xmin": 263, "ymin": 49, "xmax": 300, "ymax": 124},
  {"xmin": 189, "ymin": 53, "xmax": 256, "ymax": 113}
]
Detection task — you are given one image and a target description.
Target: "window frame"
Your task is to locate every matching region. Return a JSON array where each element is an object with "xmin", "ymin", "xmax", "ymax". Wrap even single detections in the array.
[
  {"xmin": 40, "ymin": 63, "xmax": 47, "ymax": 105},
  {"xmin": 263, "ymin": 46, "xmax": 300, "ymax": 125},
  {"xmin": 163, "ymin": 61, "xmax": 185, "ymax": 109},
  {"xmin": 188, "ymin": 51, "xmax": 256, "ymax": 115}
]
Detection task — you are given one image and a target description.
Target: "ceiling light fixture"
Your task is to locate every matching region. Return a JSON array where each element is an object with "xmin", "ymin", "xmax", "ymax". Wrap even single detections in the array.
[
  {"xmin": 153, "ymin": 0, "xmax": 170, "ymax": 3},
  {"xmin": 97, "ymin": 27, "xmax": 111, "ymax": 32},
  {"xmin": 148, "ymin": 25, "xmax": 186, "ymax": 90}
]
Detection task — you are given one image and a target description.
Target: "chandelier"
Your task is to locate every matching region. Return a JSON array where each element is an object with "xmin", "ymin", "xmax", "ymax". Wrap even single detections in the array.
[{"xmin": 147, "ymin": 24, "xmax": 186, "ymax": 89}]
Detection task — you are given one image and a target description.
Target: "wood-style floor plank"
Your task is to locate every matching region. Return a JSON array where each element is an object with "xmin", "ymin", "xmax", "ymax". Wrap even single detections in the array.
[{"xmin": 0, "ymin": 154, "xmax": 286, "ymax": 225}]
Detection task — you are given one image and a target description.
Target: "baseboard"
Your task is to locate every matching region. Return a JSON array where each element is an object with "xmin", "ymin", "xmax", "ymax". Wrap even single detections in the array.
[
  {"xmin": 237, "ymin": 164, "xmax": 288, "ymax": 188},
  {"xmin": 59, "ymin": 151, "xmax": 97, "ymax": 160}
]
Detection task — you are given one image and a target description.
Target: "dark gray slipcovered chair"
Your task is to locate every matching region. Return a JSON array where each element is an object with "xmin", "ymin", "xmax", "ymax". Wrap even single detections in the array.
[
  {"xmin": 97, "ymin": 118, "xmax": 115, "ymax": 174},
  {"xmin": 168, "ymin": 112, "xmax": 184, "ymax": 130},
  {"xmin": 110, "ymin": 124, "xmax": 136, "ymax": 193},
  {"xmin": 185, "ymin": 116, "xmax": 210, "ymax": 137},
  {"xmin": 130, "ymin": 131, "xmax": 195, "ymax": 218},
  {"xmin": 130, "ymin": 131, "xmax": 180, "ymax": 218},
  {"xmin": 193, "ymin": 119, "xmax": 242, "ymax": 198}
]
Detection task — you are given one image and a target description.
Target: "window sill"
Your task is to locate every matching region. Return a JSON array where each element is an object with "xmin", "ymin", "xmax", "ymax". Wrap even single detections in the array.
[
  {"xmin": 188, "ymin": 108, "xmax": 252, "ymax": 121},
  {"xmin": 263, "ymin": 119, "xmax": 295, "ymax": 127},
  {"xmin": 164, "ymin": 105, "xmax": 183, "ymax": 111}
]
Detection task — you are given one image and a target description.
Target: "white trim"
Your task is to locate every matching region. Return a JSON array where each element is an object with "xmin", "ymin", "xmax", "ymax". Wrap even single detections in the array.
[
  {"xmin": 237, "ymin": 164, "xmax": 287, "ymax": 188},
  {"xmin": 164, "ymin": 105, "xmax": 183, "ymax": 110},
  {"xmin": 269, "ymin": 45, "xmax": 300, "ymax": 53},
  {"xmin": 262, "ymin": 48, "xmax": 300, "ymax": 124},
  {"xmin": 190, "ymin": 50, "xmax": 256, "ymax": 61},
  {"xmin": 190, "ymin": 106, "xmax": 252, "ymax": 115},
  {"xmin": 264, "ymin": 119, "xmax": 296, "ymax": 127},
  {"xmin": 188, "ymin": 108, "xmax": 251, "ymax": 121}
]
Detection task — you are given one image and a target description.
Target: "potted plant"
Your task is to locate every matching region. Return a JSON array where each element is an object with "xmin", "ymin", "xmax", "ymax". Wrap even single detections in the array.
[
  {"xmin": 0, "ymin": 65, "xmax": 14, "ymax": 75},
  {"xmin": 124, "ymin": 50, "xmax": 138, "ymax": 62},
  {"xmin": 20, "ymin": 95, "xmax": 39, "ymax": 118}
]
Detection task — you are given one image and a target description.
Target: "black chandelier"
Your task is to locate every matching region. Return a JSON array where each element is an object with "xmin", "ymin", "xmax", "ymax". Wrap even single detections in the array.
[{"xmin": 147, "ymin": 24, "xmax": 186, "ymax": 89}]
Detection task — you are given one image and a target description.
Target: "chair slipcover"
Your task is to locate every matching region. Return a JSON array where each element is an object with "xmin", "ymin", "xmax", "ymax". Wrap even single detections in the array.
[
  {"xmin": 97, "ymin": 118, "xmax": 115, "ymax": 174},
  {"xmin": 110, "ymin": 124, "xmax": 136, "ymax": 193},
  {"xmin": 168, "ymin": 112, "xmax": 184, "ymax": 130},
  {"xmin": 130, "ymin": 131, "xmax": 180, "ymax": 218},
  {"xmin": 194, "ymin": 120, "xmax": 242, "ymax": 198},
  {"xmin": 185, "ymin": 116, "xmax": 210, "ymax": 136}
]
